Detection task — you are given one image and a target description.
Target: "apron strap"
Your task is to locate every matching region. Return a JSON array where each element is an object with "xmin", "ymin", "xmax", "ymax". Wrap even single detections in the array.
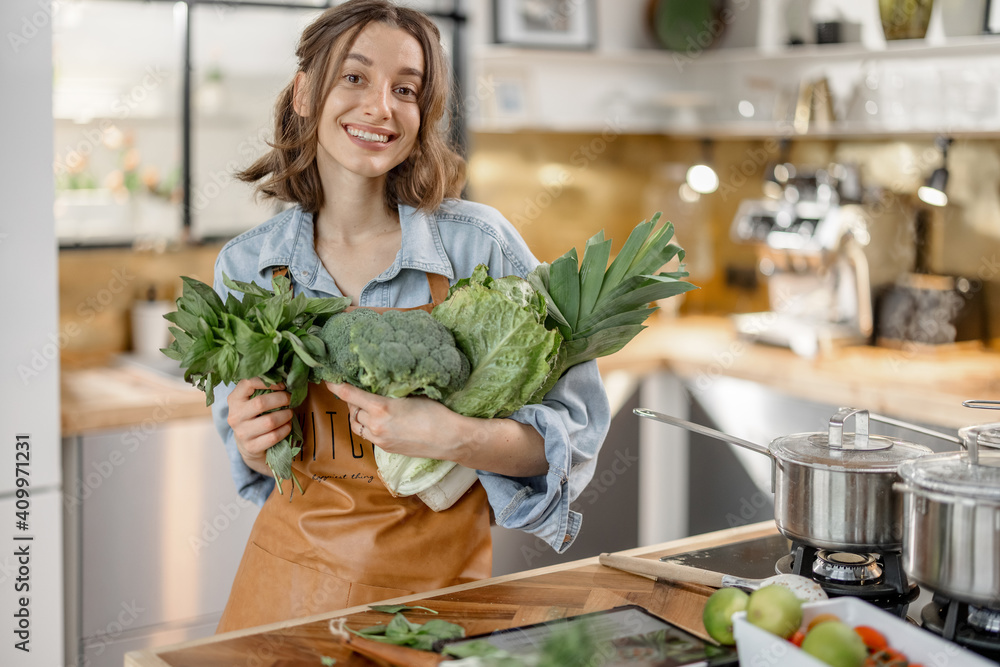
[
  {"xmin": 427, "ymin": 272, "xmax": 450, "ymax": 306},
  {"xmin": 271, "ymin": 265, "xmax": 449, "ymax": 306}
]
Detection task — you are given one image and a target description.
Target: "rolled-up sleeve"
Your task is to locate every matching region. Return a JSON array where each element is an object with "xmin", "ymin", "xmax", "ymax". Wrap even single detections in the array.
[{"xmin": 477, "ymin": 360, "xmax": 610, "ymax": 553}]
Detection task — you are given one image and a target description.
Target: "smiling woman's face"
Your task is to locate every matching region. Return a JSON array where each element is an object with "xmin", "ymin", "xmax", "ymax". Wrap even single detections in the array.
[{"xmin": 307, "ymin": 21, "xmax": 424, "ymax": 183}]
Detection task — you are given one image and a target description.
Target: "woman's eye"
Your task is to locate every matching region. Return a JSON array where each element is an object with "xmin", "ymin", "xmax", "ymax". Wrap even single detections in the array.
[
  {"xmin": 395, "ymin": 86, "xmax": 417, "ymax": 97},
  {"xmin": 345, "ymin": 74, "xmax": 362, "ymax": 84}
]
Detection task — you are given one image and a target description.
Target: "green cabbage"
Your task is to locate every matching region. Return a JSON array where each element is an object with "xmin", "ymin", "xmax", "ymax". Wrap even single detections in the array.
[{"xmin": 433, "ymin": 268, "xmax": 562, "ymax": 419}]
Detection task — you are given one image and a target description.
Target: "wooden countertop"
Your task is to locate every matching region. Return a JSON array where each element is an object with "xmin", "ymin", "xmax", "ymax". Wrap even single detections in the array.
[
  {"xmin": 124, "ymin": 521, "xmax": 778, "ymax": 667},
  {"xmin": 63, "ymin": 315, "xmax": 1000, "ymax": 435},
  {"xmin": 61, "ymin": 363, "xmax": 209, "ymax": 435},
  {"xmin": 598, "ymin": 315, "xmax": 1000, "ymax": 430}
]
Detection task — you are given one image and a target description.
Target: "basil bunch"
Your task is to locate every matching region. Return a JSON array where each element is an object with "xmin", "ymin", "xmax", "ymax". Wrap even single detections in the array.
[{"xmin": 161, "ymin": 273, "xmax": 350, "ymax": 495}]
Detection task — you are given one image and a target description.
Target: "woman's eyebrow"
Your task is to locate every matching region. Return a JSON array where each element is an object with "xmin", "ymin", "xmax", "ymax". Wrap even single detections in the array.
[{"xmin": 345, "ymin": 52, "xmax": 423, "ymax": 79}]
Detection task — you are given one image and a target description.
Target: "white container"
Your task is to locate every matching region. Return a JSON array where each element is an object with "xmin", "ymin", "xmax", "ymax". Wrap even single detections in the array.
[
  {"xmin": 733, "ymin": 597, "xmax": 996, "ymax": 667},
  {"xmin": 131, "ymin": 300, "xmax": 174, "ymax": 359}
]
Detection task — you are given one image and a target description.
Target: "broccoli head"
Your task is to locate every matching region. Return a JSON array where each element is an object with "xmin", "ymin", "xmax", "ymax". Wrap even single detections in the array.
[
  {"xmin": 313, "ymin": 308, "xmax": 470, "ymax": 401},
  {"xmin": 310, "ymin": 308, "xmax": 379, "ymax": 384}
]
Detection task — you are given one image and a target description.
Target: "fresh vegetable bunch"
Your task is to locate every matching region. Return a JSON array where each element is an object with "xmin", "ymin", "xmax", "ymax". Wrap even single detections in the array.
[
  {"xmin": 161, "ymin": 273, "xmax": 350, "ymax": 495},
  {"xmin": 162, "ymin": 213, "xmax": 695, "ymax": 507},
  {"xmin": 341, "ymin": 212, "xmax": 696, "ymax": 502}
]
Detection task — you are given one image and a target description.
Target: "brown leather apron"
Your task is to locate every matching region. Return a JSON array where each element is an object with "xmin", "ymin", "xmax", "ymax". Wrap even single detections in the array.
[{"xmin": 217, "ymin": 272, "xmax": 492, "ymax": 633}]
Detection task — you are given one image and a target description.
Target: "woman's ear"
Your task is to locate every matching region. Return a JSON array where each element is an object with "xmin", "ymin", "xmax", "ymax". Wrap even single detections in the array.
[{"xmin": 292, "ymin": 71, "xmax": 310, "ymax": 117}]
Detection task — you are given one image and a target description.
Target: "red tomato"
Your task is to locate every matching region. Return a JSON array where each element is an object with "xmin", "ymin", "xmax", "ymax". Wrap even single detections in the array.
[
  {"xmin": 854, "ymin": 625, "xmax": 889, "ymax": 652},
  {"xmin": 789, "ymin": 630, "xmax": 805, "ymax": 647}
]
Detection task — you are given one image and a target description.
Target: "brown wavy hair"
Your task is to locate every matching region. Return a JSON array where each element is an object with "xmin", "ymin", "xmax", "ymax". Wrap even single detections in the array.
[{"xmin": 237, "ymin": 0, "xmax": 466, "ymax": 214}]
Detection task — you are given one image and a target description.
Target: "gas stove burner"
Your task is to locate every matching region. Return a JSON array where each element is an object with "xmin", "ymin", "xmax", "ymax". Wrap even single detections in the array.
[
  {"xmin": 921, "ymin": 597, "xmax": 1000, "ymax": 660},
  {"xmin": 776, "ymin": 542, "xmax": 918, "ymax": 602},
  {"xmin": 812, "ymin": 550, "xmax": 882, "ymax": 584},
  {"xmin": 968, "ymin": 606, "xmax": 1000, "ymax": 635}
]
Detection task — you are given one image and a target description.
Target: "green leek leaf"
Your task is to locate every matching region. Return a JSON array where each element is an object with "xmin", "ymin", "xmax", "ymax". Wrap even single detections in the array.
[{"xmin": 577, "ymin": 232, "xmax": 612, "ymax": 320}]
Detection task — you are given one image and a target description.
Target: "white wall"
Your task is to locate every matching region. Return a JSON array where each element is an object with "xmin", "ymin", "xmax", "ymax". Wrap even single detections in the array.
[{"xmin": 0, "ymin": 1, "xmax": 63, "ymax": 665}]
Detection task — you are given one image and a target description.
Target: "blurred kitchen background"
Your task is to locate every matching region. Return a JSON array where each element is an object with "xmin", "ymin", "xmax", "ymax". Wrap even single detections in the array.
[{"xmin": 4, "ymin": 0, "xmax": 1000, "ymax": 665}]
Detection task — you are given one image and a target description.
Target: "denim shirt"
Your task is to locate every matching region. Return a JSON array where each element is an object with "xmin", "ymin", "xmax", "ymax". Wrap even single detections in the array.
[{"xmin": 210, "ymin": 199, "xmax": 611, "ymax": 553}]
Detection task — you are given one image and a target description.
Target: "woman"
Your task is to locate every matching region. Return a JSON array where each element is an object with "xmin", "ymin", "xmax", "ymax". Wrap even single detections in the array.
[{"xmin": 210, "ymin": 0, "xmax": 610, "ymax": 633}]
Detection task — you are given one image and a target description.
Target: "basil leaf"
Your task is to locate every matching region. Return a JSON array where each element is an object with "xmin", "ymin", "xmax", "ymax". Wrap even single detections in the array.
[
  {"xmin": 178, "ymin": 290, "xmax": 219, "ymax": 328},
  {"xmin": 416, "ymin": 619, "xmax": 464, "ymax": 640},
  {"xmin": 300, "ymin": 332, "xmax": 327, "ymax": 361},
  {"xmin": 260, "ymin": 297, "xmax": 285, "ymax": 333},
  {"xmin": 224, "ymin": 292, "xmax": 246, "ymax": 320},
  {"xmin": 368, "ymin": 604, "xmax": 438, "ymax": 615},
  {"xmin": 222, "ymin": 273, "xmax": 271, "ymax": 298},
  {"xmin": 179, "ymin": 333, "xmax": 216, "ymax": 372},
  {"xmin": 215, "ymin": 344, "xmax": 239, "ymax": 384},
  {"xmin": 163, "ymin": 308, "xmax": 203, "ymax": 334},
  {"xmin": 181, "ymin": 276, "xmax": 225, "ymax": 314},
  {"xmin": 160, "ymin": 342, "xmax": 184, "ymax": 361},
  {"xmin": 237, "ymin": 335, "xmax": 279, "ymax": 379},
  {"xmin": 167, "ymin": 327, "xmax": 193, "ymax": 347},
  {"xmin": 285, "ymin": 293, "xmax": 310, "ymax": 323},
  {"xmin": 386, "ymin": 614, "xmax": 420, "ymax": 638},
  {"xmin": 286, "ymin": 354, "xmax": 309, "ymax": 408},
  {"xmin": 305, "ymin": 295, "xmax": 352, "ymax": 315},
  {"xmin": 282, "ymin": 330, "xmax": 321, "ymax": 367}
]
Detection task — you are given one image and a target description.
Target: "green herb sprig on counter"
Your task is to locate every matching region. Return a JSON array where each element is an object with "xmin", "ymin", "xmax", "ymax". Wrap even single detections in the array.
[
  {"xmin": 161, "ymin": 273, "xmax": 350, "ymax": 495},
  {"xmin": 352, "ymin": 613, "xmax": 465, "ymax": 651}
]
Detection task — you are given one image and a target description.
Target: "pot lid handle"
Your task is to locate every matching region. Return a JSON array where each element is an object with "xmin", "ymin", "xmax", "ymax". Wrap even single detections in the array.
[
  {"xmin": 961, "ymin": 401, "xmax": 988, "ymax": 465},
  {"xmin": 828, "ymin": 407, "xmax": 871, "ymax": 450}
]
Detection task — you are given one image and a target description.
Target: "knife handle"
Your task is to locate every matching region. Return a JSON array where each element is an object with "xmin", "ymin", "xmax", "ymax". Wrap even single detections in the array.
[{"xmin": 598, "ymin": 553, "xmax": 726, "ymax": 588}]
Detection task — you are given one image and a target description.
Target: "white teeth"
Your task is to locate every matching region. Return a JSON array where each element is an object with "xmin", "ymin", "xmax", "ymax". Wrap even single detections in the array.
[{"xmin": 346, "ymin": 127, "xmax": 389, "ymax": 143}]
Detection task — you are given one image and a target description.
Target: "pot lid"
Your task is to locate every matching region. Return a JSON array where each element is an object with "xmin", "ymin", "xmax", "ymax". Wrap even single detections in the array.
[
  {"xmin": 958, "ymin": 422, "xmax": 1000, "ymax": 449},
  {"xmin": 770, "ymin": 407, "xmax": 933, "ymax": 471},
  {"xmin": 897, "ymin": 451, "xmax": 1000, "ymax": 501}
]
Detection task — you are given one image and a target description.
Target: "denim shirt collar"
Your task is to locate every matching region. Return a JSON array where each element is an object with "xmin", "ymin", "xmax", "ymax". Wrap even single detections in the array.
[{"xmin": 255, "ymin": 205, "xmax": 455, "ymax": 293}]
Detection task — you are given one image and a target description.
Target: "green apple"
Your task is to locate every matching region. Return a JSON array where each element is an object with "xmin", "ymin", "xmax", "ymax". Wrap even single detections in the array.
[
  {"xmin": 801, "ymin": 620, "xmax": 868, "ymax": 667},
  {"xmin": 745, "ymin": 584, "xmax": 803, "ymax": 639},
  {"xmin": 702, "ymin": 587, "xmax": 749, "ymax": 645}
]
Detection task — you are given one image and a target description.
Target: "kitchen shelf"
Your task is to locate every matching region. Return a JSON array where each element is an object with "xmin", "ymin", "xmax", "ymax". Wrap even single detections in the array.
[
  {"xmin": 475, "ymin": 33, "xmax": 1000, "ymax": 70},
  {"xmin": 470, "ymin": 34, "xmax": 1000, "ymax": 138}
]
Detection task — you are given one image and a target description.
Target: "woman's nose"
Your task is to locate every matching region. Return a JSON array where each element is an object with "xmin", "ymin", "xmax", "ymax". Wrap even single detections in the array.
[{"xmin": 363, "ymin": 82, "xmax": 391, "ymax": 118}]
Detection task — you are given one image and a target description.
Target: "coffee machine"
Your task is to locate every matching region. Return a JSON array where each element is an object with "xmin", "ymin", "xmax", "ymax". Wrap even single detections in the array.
[{"xmin": 729, "ymin": 164, "xmax": 873, "ymax": 357}]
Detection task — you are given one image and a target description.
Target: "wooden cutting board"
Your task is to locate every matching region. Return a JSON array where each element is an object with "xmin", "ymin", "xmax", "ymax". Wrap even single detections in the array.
[{"xmin": 147, "ymin": 560, "xmax": 716, "ymax": 666}]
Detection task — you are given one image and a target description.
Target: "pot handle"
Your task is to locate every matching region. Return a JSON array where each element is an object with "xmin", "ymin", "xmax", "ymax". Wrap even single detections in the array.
[
  {"xmin": 828, "ymin": 407, "xmax": 870, "ymax": 450},
  {"xmin": 868, "ymin": 413, "xmax": 963, "ymax": 447},
  {"xmin": 963, "ymin": 399, "xmax": 1000, "ymax": 410},
  {"xmin": 633, "ymin": 408, "xmax": 772, "ymax": 457}
]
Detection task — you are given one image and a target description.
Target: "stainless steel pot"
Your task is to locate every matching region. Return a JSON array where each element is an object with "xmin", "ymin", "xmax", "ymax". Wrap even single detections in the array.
[
  {"xmin": 895, "ymin": 424, "xmax": 1000, "ymax": 608},
  {"xmin": 635, "ymin": 407, "xmax": 933, "ymax": 552}
]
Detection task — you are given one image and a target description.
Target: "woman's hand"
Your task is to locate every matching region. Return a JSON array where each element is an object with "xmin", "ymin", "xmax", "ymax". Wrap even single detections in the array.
[
  {"xmin": 327, "ymin": 382, "xmax": 547, "ymax": 477},
  {"xmin": 329, "ymin": 382, "xmax": 453, "ymax": 459},
  {"xmin": 227, "ymin": 378, "xmax": 292, "ymax": 476}
]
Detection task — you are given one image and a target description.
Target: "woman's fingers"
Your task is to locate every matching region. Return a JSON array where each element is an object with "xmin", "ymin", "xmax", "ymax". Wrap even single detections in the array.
[
  {"xmin": 244, "ymin": 420, "xmax": 293, "ymax": 454},
  {"xmin": 228, "ymin": 378, "xmax": 293, "ymax": 459}
]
